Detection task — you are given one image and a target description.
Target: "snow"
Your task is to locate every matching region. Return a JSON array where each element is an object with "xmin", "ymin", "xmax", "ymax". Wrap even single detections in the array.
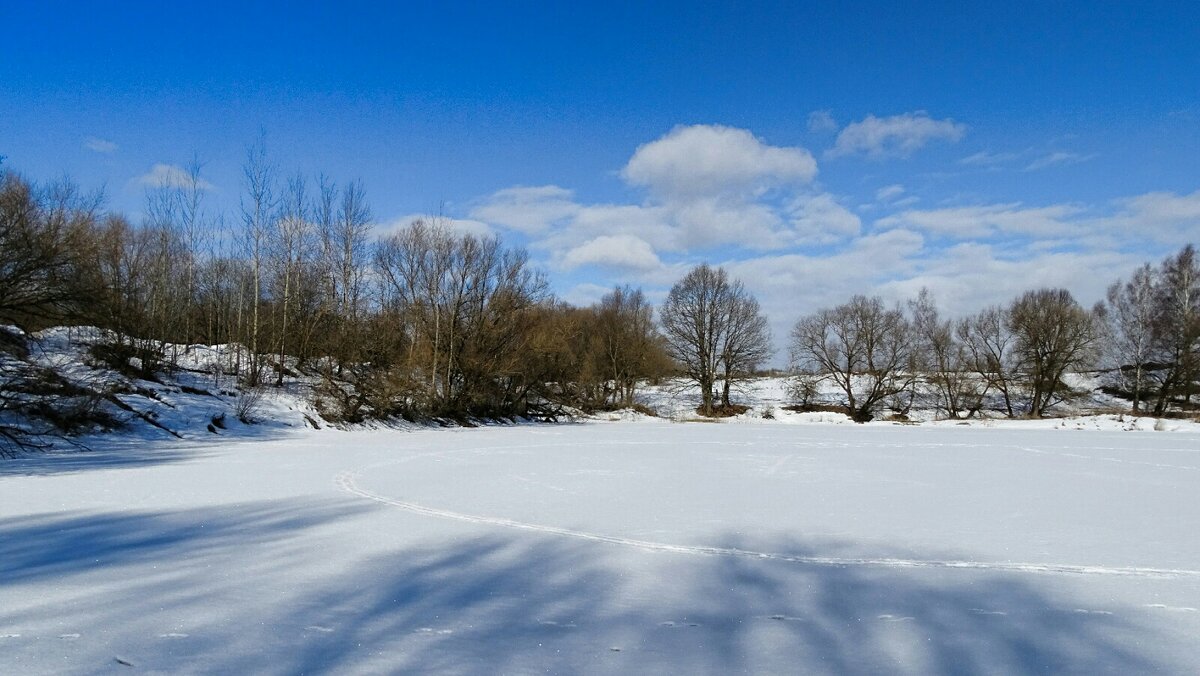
[{"xmin": 3, "ymin": 420, "xmax": 1200, "ymax": 674}]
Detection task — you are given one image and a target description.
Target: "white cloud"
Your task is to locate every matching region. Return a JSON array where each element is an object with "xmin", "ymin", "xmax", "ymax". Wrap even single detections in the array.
[
  {"xmin": 1118, "ymin": 190, "xmax": 1200, "ymax": 223},
  {"xmin": 621, "ymin": 124, "xmax": 817, "ymax": 198},
  {"xmin": 84, "ymin": 137, "xmax": 118, "ymax": 153},
  {"xmin": 875, "ymin": 184, "xmax": 905, "ymax": 202},
  {"xmin": 725, "ymin": 232, "xmax": 1140, "ymax": 363},
  {"xmin": 471, "ymin": 126, "xmax": 827, "ymax": 254},
  {"xmin": 876, "ymin": 203, "xmax": 1083, "ymax": 239},
  {"xmin": 565, "ymin": 204, "xmax": 677, "ymax": 252},
  {"xmin": 1024, "ymin": 151, "xmax": 1096, "ymax": 171},
  {"xmin": 870, "ymin": 189, "xmax": 1200, "ymax": 250},
  {"xmin": 875, "ymin": 245, "xmax": 1138, "ymax": 318},
  {"xmin": 1094, "ymin": 189, "xmax": 1200, "ymax": 244},
  {"xmin": 807, "ymin": 109, "xmax": 837, "ymax": 132},
  {"xmin": 788, "ymin": 193, "xmax": 861, "ymax": 244},
  {"xmin": 959, "ymin": 150, "xmax": 1017, "ymax": 166},
  {"xmin": 829, "ymin": 112, "xmax": 966, "ymax": 159},
  {"xmin": 669, "ymin": 196, "xmax": 785, "ymax": 249},
  {"xmin": 723, "ymin": 229, "xmax": 926, "ymax": 354},
  {"xmin": 561, "ymin": 282, "xmax": 617, "ymax": 307},
  {"xmin": 136, "ymin": 163, "xmax": 214, "ymax": 190},
  {"xmin": 378, "ymin": 214, "xmax": 493, "ymax": 239},
  {"xmin": 561, "ymin": 234, "xmax": 662, "ymax": 271},
  {"xmin": 469, "ymin": 185, "xmax": 579, "ymax": 234}
]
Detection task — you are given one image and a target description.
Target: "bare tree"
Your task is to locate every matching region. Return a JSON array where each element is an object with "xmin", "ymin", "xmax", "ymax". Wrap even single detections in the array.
[
  {"xmin": 0, "ymin": 172, "xmax": 100, "ymax": 330},
  {"xmin": 1151, "ymin": 244, "xmax": 1200, "ymax": 413},
  {"xmin": 718, "ymin": 292, "xmax": 771, "ymax": 408},
  {"xmin": 374, "ymin": 220, "xmax": 548, "ymax": 417},
  {"xmin": 0, "ymin": 171, "xmax": 105, "ymax": 453},
  {"xmin": 1007, "ymin": 288, "xmax": 1101, "ymax": 417},
  {"xmin": 957, "ymin": 306, "xmax": 1018, "ymax": 417},
  {"xmin": 239, "ymin": 139, "xmax": 277, "ymax": 384},
  {"xmin": 270, "ymin": 172, "xmax": 314, "ymax": 385},
  {"xmin": 660, "ymin": 264, "xmax": 767, "ymax": 416},
  {"xmin": 594, "ymin": 286, "xmax": 666, "ymax": 408},
  {"xmin": 790, "ymin": 295, "xmax": 914, "ymax": 422},
  {"xmin": 1104, "ymin": 264, "xmax": 1159, "ymax": 412},
  {"xmin": 177, "ymin": 158, "xmax": 209, "ymax": 347},
  {"xmin": 909, "ymin": 289, "xmax": 980, "ymax": 418}
]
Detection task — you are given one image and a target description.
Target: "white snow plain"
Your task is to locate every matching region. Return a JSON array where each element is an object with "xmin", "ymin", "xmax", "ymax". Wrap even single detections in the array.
[{"xmin": 3, "ymin": 419, "xmax": 1200, "ymax": 674}]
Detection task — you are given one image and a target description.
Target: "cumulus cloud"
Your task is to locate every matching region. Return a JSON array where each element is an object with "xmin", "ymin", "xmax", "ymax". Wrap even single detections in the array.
[
  {"xmin": 669, "ymin": 196, "xmax": 786, "ymax": 249},
  {"xmin": 561, "ymin": 234, "xmax": 663, "ymax": 271},
  {"xmin": 84, "ymin": 137, "xmax": 118, "ymax": 153},
  {"xmin": 621, "ymin": 124, "xmax": 817, "ymax": 198},
  {"xmin": 470, "ymin": 185, "xmax": 579, "ymax": 234},
  {"xmin": 470, "ymin": 125, "xmax": 828, "ymax": 254},
  {"xmin": 829, "ymin": 112, "xmax": 966, "ymax": 159},
  {"xmin": 136, "ymin": 163, "xmax": 214, "ymax": 190},
  {"xmin": 788, "ymin": 193, "xmax": 862, "ymax": 244}
]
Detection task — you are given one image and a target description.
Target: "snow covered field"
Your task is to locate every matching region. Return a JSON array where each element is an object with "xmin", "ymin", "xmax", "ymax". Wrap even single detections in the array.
[{"xmin": 3, "ymin": 420, "xmax": 1200, "ymax": 674}]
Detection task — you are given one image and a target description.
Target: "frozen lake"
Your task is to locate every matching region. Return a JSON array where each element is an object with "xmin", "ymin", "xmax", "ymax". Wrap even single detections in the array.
[{"xmin": 3, "ymin": 421, "xmax": 1199, "ymax": 674}]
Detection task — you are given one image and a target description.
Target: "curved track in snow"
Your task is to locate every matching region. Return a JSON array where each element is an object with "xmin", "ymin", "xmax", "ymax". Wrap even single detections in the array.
[{"xmin": 335, "ymin": 470, "xmax": 1200, "ymax": 580}]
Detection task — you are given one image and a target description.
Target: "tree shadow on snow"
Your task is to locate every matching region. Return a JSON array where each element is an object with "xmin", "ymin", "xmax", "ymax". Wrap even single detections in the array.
[
  {"xmin": 0, "ymin": 417, "xmax": 316, "ymax": 477},
  {"xmin": 251, "ymin": 538, "xmax": 1173, "ymax": 675},
  {"xmin": 0, "ymin": 440, "xmax": 209, "ymax": 477},
  {"xmin": 0, "ymin": 499, "xmax": 368, "ymax": 584},
  {"xmin": 0, "ymin": 501, "xmax": 1184, "ymax": 675}
]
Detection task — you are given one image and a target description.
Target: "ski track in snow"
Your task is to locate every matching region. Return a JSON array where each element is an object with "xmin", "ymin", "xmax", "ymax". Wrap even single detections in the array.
[{"xmin": 334, "ymin": 470, "xmax": 1200, "ymax": 581}]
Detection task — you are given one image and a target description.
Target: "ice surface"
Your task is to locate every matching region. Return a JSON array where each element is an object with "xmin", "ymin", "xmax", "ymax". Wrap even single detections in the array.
[{"xmin": 3, "ymin": 420, "xmax": 1200, "ymax": 674}]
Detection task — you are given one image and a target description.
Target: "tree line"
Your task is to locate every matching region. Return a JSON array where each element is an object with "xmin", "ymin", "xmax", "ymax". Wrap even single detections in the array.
[
  {"xmin": 1, "ymin": 151, "xmax": 1198, "ymax": 446},
  {"xmin": 785, "ymin": 247, "xmax": 1200, "ymax": 421},
  {"xmin": 649, "ymin": 248, "xmax": 1197, "ymax": 422},
  {"xmin": 0, "ymin": 157, "xmax": 670, "ymax": 444}
]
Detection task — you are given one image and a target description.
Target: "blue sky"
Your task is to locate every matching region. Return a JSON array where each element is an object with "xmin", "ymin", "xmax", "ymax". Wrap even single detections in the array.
[{"xmin": 3, "ymin": 1, "xmax": 1198, "ymax": 344}]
